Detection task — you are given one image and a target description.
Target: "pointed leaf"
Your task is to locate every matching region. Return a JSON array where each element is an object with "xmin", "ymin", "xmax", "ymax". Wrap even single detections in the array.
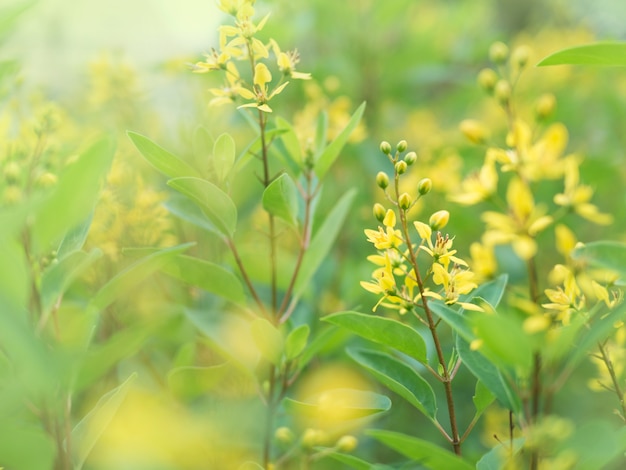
[
  {"xmin": 473, "ymin": 380, "xmax": 495, "ymax": 416},
  {"xmin": 164, "ymin": 195, "xmax": 220, "ymax": 235},
  {"xmin": 285, "ymin": 324, "xmax": 310, "ymax": 360},
  {"xmin": 276, "ymin": 117, "xmax": 302, "ymax": 165},
  {"xmin": 167, "ymin": 364, "xmax": 228, "ymax": 400},
  {"xmin": 461, "ymin": 274, "xmax": 508, "ymax": 309},
  {"xmin": 284, "ymin": 388, "xmax": 391, "ymax": 420},
  {"xmin": 213, "ymin": 132, "xmax": 236, "ymax": 182},
  {"xmin": 33, "ymin": 138, "xmax": 115, "ymax": 252},
  {"xmin": 537, "ymin": 42, "xmax": 626, "ymax": 67},
  {"xmin": 262, "ymin": 173, "xmax": 299, "ymax": 226},
  {"xmin": 40, "ymin": 248, "xmax": 103, "ymax": 314},
  {"xmin": 161, "ymin": 254, "xmax": 245, "ymax": 304},
  {"xmin": 324, "ymin": 311, "xmax": 428, "ymax": 363},
  {"xmin": 250, "ymin": 318, "xmax": 284, "ymax": 365},
  {"xmin": 71, "ymin": 373, "xmax": 137, "ymax": 470},
  {"xmin": 457, "ymin": 335, "xmax": 520, "ymax": 412},
  {"xmin": 367, "ymin": 429, "xmax": 474, "ymax": 470},
  {"xmin": 348, "ymin": 348, "xmax": 437, "ymax": 420},
  {"xmin": 88, "ymin": 243, "xmax": 194, "ymax": 315},
  {"xmin": 294, "ymin": 189, "xmax": 356, "ymax": 296},
  {"xmin": 167, "ymin": 177, "xmax": 237, "ymax": 237},
  {"xmin": 476, "ymin": 438, "xmax": 524, "ymax": 470},
  {"xmin": 325, "ymin": 452, "xmax": 395, "ymax": 470},
  {"xmin": 56, "ymin": 214, "xmax": 94, "ymax": 260},
  {"xmin": 314, "ymin": 111, "xmax": 328, "ymax": 156},
  {"xmin": 315, "ymin": 102, "xmax": 365, "ymax": 179},
  {"xmin": 127, "ymin": 131, "xmax": 201, "ymax": 179},
  {"xmin": 429, "ymin": 301, "xmax": 474, "ymax": 341}
]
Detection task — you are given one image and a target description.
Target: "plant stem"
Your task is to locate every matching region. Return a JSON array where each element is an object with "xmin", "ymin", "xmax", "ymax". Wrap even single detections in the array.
[
  {"xmin": 527, "ymin": 257, "xmax": 541, "ymax": 470},
  {"xmin": 395, "ymin": 183, "xmax": 461, "ymax": 455},
  {"xmin": 597, "ymin": 340, "xmax": 626, "ymax": 423},
  {"xmin": 263, "ymin": 366, "xmax": 277, "ymax": 469}
]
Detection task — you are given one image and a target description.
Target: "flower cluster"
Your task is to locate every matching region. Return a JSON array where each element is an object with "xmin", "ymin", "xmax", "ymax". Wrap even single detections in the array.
[
  {"xmin": 454, "ymin": 42, "xmax": 618, "ymax": 332},
  {"xmin": 361, "ymin": 140, "xmax": 480, "ymax": 316},
  {"xmin": 192, "ymin": 0, "xmax": 310, "ymax": 112}
]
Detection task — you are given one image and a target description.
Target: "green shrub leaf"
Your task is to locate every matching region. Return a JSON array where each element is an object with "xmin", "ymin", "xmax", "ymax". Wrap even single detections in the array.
[
  {"xmin": 262, "ymin": 172, "xmax": 299, "ymax": 227},
  {"xmin": 537, "ymin": 42, "xmax": 626, "ymax": 67},
  {"xmin": 127, "ymin": 131, "xmax": 201, "ymax": 179},
  {"xmin": 213, "ymin": 132, "xmax": 236, "ymax": 182}
]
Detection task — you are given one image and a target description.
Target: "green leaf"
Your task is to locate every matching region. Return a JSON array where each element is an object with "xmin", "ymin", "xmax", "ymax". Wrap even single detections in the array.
[
  {"xmin": 473, "ymin": 380, "xmax": 495, "ymax": 416},
  {"xmin": 324, "ymin": 311, "xmax": 428, "ymax": 363},
  {"xmin": 367, "ymin": 429, "xmax": 474, "ymax": 470},
  {"xmin": 33, "ymin": 138, "xmax": 115, "ymax": 252},
  {"xmin": 537, "ymin": 42, "xmax": 626, "ymax": 67},
  {"xmin": 161, "ymin": 254, "xmax": 245, "ymax": 304},
  {"xmin": 456, "ymin": 336, "xmax": 520, "ymax": 412},
  {"xmin": 40, "ymin": 248, "xmax": 103, "ymax": 315},
  {"xmin": 348, "ymin": 348, "xmax": 437, "ymax": 420},
  {"xmin": 0, "ymin": 1, "xmax": 36, "ymax": 40},
  {"xmin": 325, "ymin": 452, "xmax": 395, "ymax": 470},
  {"xmin": 315, "ymin": 102, "xmax": 365, "ymax": 179},
  {"xmin": 250, "ymin": 318, "xmax": 284, "ymax": 365},
  {"xmin": 429, "ymin": 301, "xmax": 474, "ymax": 341},
  {"xmin": 167, "ymin": 364, "xmax": 228, "ymax": 400},
  {"xmin": 462, "ymin": 274, "xmax": 508, "ymax": 309},
  {"xmin": 294, "ymin": 189, "xmax": 356, "ymax": 296},
  {"xmin": 262, "ymin": 173, "xmax": 299, "ymax": 227},
  {"xmin": 0, "ymin": 235, "xmax": 28, "ymax": 306},
  {"xmin": 0, "ymin": 423, "xmax": 56, "ymax": 470},
  {"xmin": 284, "ymin": 388, "xmax": 391, "ymax": 420},
  {"xmin": 476, "ymin": 438, "xmax": 524, "ymax": 470},
  {"xmin": 571, "ymin": 241, "xmax": 626, "ymax": 277},
  {"xmin": 276, "ymin": 117, "xmax": 302, "ymax": 166},
  {"xmin": 213, "ymin": 132, "xmax": 236, "ymax": 182},
  {"xmin": 471, "ymin": 313, "xmax": 533, "ymax": 372},
  {"xmin": 56, "ymin": 214, "xmax": 93, "ymax": 260},
  {"xmin": 285, "ymin": 324, "xmax": 310, "ymax": 360},
  {"xmin": 314, "ymin": 111, "xmax": 328, "ymax": 156},
  {"xmin": 167, "ymin": 177, "xmax": 237, "ymax": 237},
  {"xmin": 127, "ymin": 131, "xmax": 201, "ymax": 179},
  {"xmin": 164, "ymin": 195, "xmax": 220, "ymax": 235},
  {"xmin": 88, "ymin": 243, "xmax": 194, "ymax": 315},
  {"xmin": 71, "ymin": 373, "xmax": 137, "ymax": 470}
]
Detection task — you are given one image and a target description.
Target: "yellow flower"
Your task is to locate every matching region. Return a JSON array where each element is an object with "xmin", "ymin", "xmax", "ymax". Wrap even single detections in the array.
[
  {"xmin": 469, "ymin": 241, "xmax": 497, "ymax": 281},
  {"xmin": 414, "ymin": 221, "xmax": 467, "ymax": 269},
  {"xmin": 449, "ymin": 158, "xmax": 498, "ymax": 205},
  {"xmin": 360, "ymin": 252, "xmax": 404, "ymax": 311},
  {"xmin": 270, "ymin": 39, "xmax": 311, "ymax": 80},
  {"xmin": 428, "ymin": 263, "xmax": 480, "ymax": 310},
  {"xmin": 481, "ymin": 176, "xmax": 552, "ymax": 260},
  {"xmin": 237, "ymin": 62, "xmax": 289, "ymax": 113},
  {"xmin": 553, "ymin": 157, "xmax": 613, "ymax": 225},
  {"xmin": 364, "ymin": 209, "xmax": 403, "ymax": 250}
]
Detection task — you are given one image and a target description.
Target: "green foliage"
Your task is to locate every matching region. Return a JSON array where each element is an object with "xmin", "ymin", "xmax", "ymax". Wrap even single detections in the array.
[{"xmin": 538, "ymin": 42, "xmax": 626, "ymax": 66}]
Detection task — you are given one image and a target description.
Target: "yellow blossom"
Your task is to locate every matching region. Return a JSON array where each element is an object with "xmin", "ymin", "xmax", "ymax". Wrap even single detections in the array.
[
  {"xmin": 270, "ymin": 39, "xmax": 311, "ymax": 80},
  {"xmin": 449, "ymin": 158, "xmax": 498, "ymax": 205},
  {"xmin": 364, "ymin": 209, "xmax": 403, "ymax": 250},
  {"xmin": 427, "ymin": 263, "xmax": 480, "ymax": 310}
]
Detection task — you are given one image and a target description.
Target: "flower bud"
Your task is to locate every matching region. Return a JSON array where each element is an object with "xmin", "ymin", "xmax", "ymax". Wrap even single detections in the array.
[
  {"xmin": 2, "ymin": 186, "xmax": 22, "ymax": 205},
  {"xmin": 336, "ymin": 435, "xmax": 358, "ymax": 452},
  {"xmin": 373, "ymin": 203, "xmax": 386, "ymax": 222},
  {"xmin": 489, "ymin": 41, "xmax": 509, "ymax": 64},
  {"xmin": 535, "ymin": 93, "xmax": 556, "ymax": 119},
  {"xmin": 494, "ymin": 80, "xmax": 511, "ymax": 105},
  {"xmin": 396, "ymin": 140, "xmax": 408, "ymax": 152},
  {"xmin": 275, "ymin": 426, "xmax": 294, "ymax": 444},
  {"xmin": 3, "ymin": 162, "xmax": 20, "ymax": 183},
  {"xmin": 418, "ymin": 178, "xmax": 432, "ymax": 195},
  {"xmin": 512, "ymin": 45, "xmax": 531, "ymax": 69},
  {"xmin": 302, "ymin": 428, "xmax": 324, "ymax": 448},
  {"xmin": 395, "ymin": 160, "xmax": 407, "ymax": 175},
  {"xmin": 404, "ymin": 151, "xmax": 417, "ymax": 165},
  {"xmin": 429, "ymin": 210, "xmax": 450, "ymax": 230},
  {"xmin": 398, "ymin": 192, "xmax": 412, "ymax": 210},
  {"xmin": 477, "ymin": 68, "xmax": 498, "ymax": 93},
  {"xmin": 459, "ymin": 119, "xmax": 489, "ymax": 145},
  {"xmin": 376, "ymin": 171, "xmax": 389, "ymax": 189},
  {"xmin": 380, "ymin": 141, "xmax": 392, "ymax": 155},
  {"xmin": 36, "ymin": 172, "xmax": 58, "ymax": 189}
]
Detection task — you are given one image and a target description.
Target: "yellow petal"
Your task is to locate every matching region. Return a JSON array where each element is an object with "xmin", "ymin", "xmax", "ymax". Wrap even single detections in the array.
[{"xmin": 253, "ymin": 62, "xmax": 272, "ymax": 88}]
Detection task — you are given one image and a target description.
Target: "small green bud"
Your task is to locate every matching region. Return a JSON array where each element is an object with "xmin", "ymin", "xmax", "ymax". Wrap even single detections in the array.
[
  {"xmin": 535, "ymin": 93, "xmax": 556, "ymax": 119},
  {"xmin": 429, "ymin": 210, "xmax": 450, "ymax": 230},
  {"xmin": 3, "ymin": 162, "xmax": 21, "ymax": 183},
  {"xmin": 380, "ymin": 141, "xmax": 392, "ymax": 154},
  {"xmin": 36, "ymin": 172, "xmax": 58, "ymax": 189},
  {"xmin": 376, "ymin": 171, "xmax": 389, "ymax": 189},
  {"xmin": 477, "ymin": 68, "xmax": 498, "ymax": 93},
  {"xmin": 398, "ymin": 192, "xmax": 412, "ymax": 210},
  {"xmin": 512, "ymin": 45, "xmax": 531, "ymax": 69},
  {"xmin": 395, "ymin": 160, "xmax": 407, "ymax": 175},
  {"xmin": 2, "ymin": 186, "xmax": 22, "ymax": 205},
  {"xmin": 373, "ymin": 203, "xmax": 386, "ymax": 222},
  {"xmin": 396, "ymin": 140, "xmax": 408, "ymax": 152},
  {"xmin": 494, "ymin": 80, "xmax": 511, "ymax": 105},
  {"xmin": 302, "ymin": 428, "xmax": 324, "ymax": 448},
  {"xmin": 336, "ymin": 435, "xmax": 358, "ymax": 452},
  {"xmin": 404, "ymin": 151, "xmax": 417, "ymax": 165},
  {"xmin": 275, "ymin": 427, "xmax": 294, "ymax": 444},
  {"xmin": 489, "ymin": 41, "xmax": 509, "ymax": 64},
  {"xmin": 418, "ymin": 178, "xmax": 432, "ymax": 195}
]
